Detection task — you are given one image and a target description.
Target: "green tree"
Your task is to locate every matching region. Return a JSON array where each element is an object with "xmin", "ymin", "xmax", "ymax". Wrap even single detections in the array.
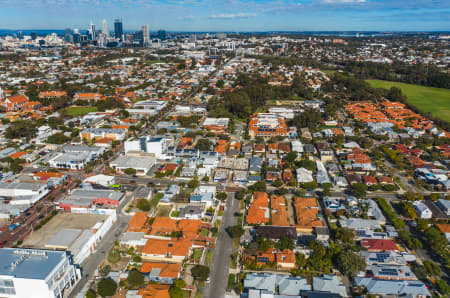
[
  {"xmin": 216, "ymin": 192, "xmax": 228, "ymax": 201},
  {"xmin": 336, "ymin": 250, "xmax": 366, "ymax": 277},
  {"xmin": 47, "ymin": 132, "xmax": 71, "ymax": 144},
  {"xmin": 107, "ymin": 248, "xmax": 121, "ymax": 264},
  {"xmin": 169, "ymin": 286, "xmax": 183, "ymax": 298},
  {"xmin": 5, "ymin": 120, "xmax": 36, "ymax": 139},
  {"xmin": 282, "ymin": 151, "xmax": 298, "ymax": 163},
  {"xmin": 195, "ymin": 138, "xmax": 213, "ymax": 151},
  {"xmin": 272, "ymin": 179, "xmax": 283, "ymax": 187},
  {"xmin": 249, "ymin": 181, "xmax": 266, "ymax": 192},
  {"xmin": 191, "ymin": 265, "xmax": 210, "ymax": 281},
  {"xmin": 228, "ymin": 225, "xmax": 245, "ymax": 238},
  {"xmin": 275, "ymin": 237, "xmax": 294, "ymax": 250},
  {"xmin": 188, "ymin": 179, "xmax": 199, "ymax": 189},
  {"xmin": 126, "ymin": 269, "xmax": 144, "ymax": 288},
  {"xmin": 351, "ymin": 183, "xmax": 367, "ymax": 198},
  {"xmin": 85, "ymin": 289, "xmax": 96, "ymax": 298},
  {"xmin": 136, "ymin": 198, "xmax": 151, "ymax": 211},
  {"xmin": 97, "ymin": 278, "xmax": 117, "ymax": 297}
]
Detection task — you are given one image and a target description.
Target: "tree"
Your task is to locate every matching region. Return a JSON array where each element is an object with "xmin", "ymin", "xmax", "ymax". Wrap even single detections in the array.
[
  {"xmin": 188, "ymin": 179, "xmax": 199, "ymax": 189},
  {"xmin": 174, "ymin": 279, "xmax": 186, "ymax": 289},
  {"xmin": 282, "ymin": 151, "xmax": 297, "ymax": 163},
  {"xmin": 228, "ymin": 225, "xmax": 245, "ymax": 238},
  {"xmin": 436, "ymin": 279, "xmax": 450, "ymax": 295},
  {"xmin": 336, "ymin": 250, "xmax": 366, "ymax": 277},
  {"xmin": 217, "ymin": 192, "xmax": 228, "ymax": 201},
  {"xmin": 249, "ymin": 181, "xmax": 266, "ymax": 192},
  {"xmin": 216, "ymin": 79, "xmax": 225, "ymax": 88},
  {"xmin": 85, "ymin": 289, "xmax": 96, "ymax": 298},
  {"xmin": 169, "ymin": 286, "xmax": 183, "ymax": 298},
  {"xmin": 127, "ymin": 269, "xmax": 144, "ymax": 288},
  {"xmin": 5, "ymin": 120, "xmax": 36, "ymax": 139},
  {"xmin": 195, "ymin": 138, "xmax": 213, "ymax": 151},
  {"xmin": 335, "ymin": 228, "xmax": 355, "ymax": 246},
  {"xmin": 351, "ymin": 183, "xmax": 367, "ymax": 198},
  {"xmin": 107, "ymin": 248, "xmax": 121, "ymax": 264},
  {"xmin": 275, "ymin": 237, "xmax": 294, "ymax": 250},
  {"xmin": 191, "ymin": 265, "xmax": 210, "ymax": 281},
  {"xmin": 124, "ymin": 168, "xmax": 137, "ymax": 175},
  {"xmin": 47, "ymin": 132, "xmax": 71, "ymax": 144},
  {"xmin": 97, "ymin": 278, "xmax": 117, "ymax": 297},
  {"xmin": 258, "ymin": 237, "xmax": 272, "ymax": 252},
  {"xmin": 272, "ymin": 179, "xmax": 283, "ymax": 187},
  {"xmin": 136, "ymin": 198, "xmax": 151, "ymax": 211}
]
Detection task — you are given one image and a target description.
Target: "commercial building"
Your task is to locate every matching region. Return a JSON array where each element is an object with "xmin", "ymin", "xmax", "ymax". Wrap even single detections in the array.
[
  {"xmin": 58, "ymin": 189, "xmax": 125, "ymax": 211},
  {"xmin": 0, "ymin": 182, "xmax": 49, "ymax": 206},
  {"xmin": 110, "ymin": 155, "xmax": 155, "ymax": 176},
  {"xmin": 248, "ymin": 113, "xmax": 288, "ymax": 138},
  {"xmin": 0, "ymin": 248, "xmax": 80, "ymax": 298},
  {"xmin": 48, "ymin": 145, "xmax": 105, "ymax": 170},
  {"xmin": 80, "ymin": 128, "xmax": 126, "ymax": 141}
]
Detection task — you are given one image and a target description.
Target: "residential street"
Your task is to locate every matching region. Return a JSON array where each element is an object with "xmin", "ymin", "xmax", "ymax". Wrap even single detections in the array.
[
  {"xmin": 203, "ymin": 192, "xmax": 239, "ymax": 298},
  {"xmin": 68, "ymin": 194, "xmax": 133, "ymax": 298}
]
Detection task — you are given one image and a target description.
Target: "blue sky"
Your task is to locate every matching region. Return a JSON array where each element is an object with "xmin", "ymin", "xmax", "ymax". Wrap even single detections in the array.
[{"xmin": 0, "ymin": 0, "xmax": 449, "ymax": 31}]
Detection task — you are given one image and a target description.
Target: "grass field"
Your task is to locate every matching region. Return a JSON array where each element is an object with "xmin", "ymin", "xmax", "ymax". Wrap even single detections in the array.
[
  {"xmin": 144, "ymin": 60, "xmax": 165, "ymax": 65},
  {"xmin": 367, "ymin": 79, "xmax": 450, "ymax": 122},
  {"xmin": 65, "ymin": 106, "xmax": 98, "ymax": 116}
]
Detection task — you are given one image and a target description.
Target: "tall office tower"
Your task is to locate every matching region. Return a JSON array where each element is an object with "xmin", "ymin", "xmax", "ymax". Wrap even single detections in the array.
[
  {"xmin": 89, "ymin": 21, "xmax": 96, "ymax": 40},
  {"xmin": 114, "ymin": 19, "xmax": 123, "ymax": 41},
  {"xmin": 157, "ymin": 29, "xmax": 166, "ymax": 41},
  {"xmin": 102, "ymin": 19, "xmax": 109, "ymax": 36},
  {"xmin": 142, "ymin": 24, "xmax": 150, "ymax": 46},
  {"xmin": 64, "ymin": 28, "xmax": 73, "ymax": 43}
]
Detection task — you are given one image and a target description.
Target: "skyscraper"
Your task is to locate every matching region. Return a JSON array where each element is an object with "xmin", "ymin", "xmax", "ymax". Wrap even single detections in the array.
[
  {"xmin": 157, "ymin": 29, "xmax": 166, "ymax": 41},
  {"xmin": 142, "ymin": 24, "xmax": 150, "ymax": 46},
  {"xmin": 89, "ymin": 21, "xmax": 96, "ymax": 40},
  {"xmin": 114, "ymin": 19, "xmax": 123, "ymax": 41},
  {"xmin": 102, "ymin": 19, "xmax": 109, "ymax": 36}
]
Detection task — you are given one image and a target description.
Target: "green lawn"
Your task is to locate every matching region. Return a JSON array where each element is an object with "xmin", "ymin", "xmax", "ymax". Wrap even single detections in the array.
[
  {"xmin": 65, "ymin": 106, "xmax": 98, "ymax": 116},
  {"xmin": 144, "ymin": 60, "xmax": 165, "ymax": 65},
  {"xmin": 191, "ymin": 249, "xmax": 202, "ymax": 261},
  {"xmin": 367, "ymin": 80, "xmax": 450, "ymax": 122}
]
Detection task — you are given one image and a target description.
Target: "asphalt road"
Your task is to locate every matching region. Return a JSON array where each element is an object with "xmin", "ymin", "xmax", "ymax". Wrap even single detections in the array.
[
  {"xmin": 115, "ymin": 176, "xmax": 225, "ymax": 191},
  {"xmin": 203, "ymin": 192, "xmax": 239, "ymax": 298},
  {"xmin": 68, "ymin": 195, "xmax": 133, "ymax": 298}
]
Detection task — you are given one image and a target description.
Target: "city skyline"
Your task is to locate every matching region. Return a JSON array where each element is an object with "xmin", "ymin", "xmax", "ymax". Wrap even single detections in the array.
[{"xmin": 0, "ymin": 0, "xmax": 448, "ymax": 31}]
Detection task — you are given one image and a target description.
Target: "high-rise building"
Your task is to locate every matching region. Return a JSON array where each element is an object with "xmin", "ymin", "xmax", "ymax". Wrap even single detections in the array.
[
  {"xmin": 114, "ymin": 19, "xmax": 123, "ymax": 41},
  {"xmin": 89, "ymin": 21, "xmax": 96, "ymax": 40},
  {"xmin": 64, "ymin": 28, "xmax": 73, "ymax": 43},
  {"xmin": 102, "ymin": 19, "xmax": 109, "ymax": 36},
  {"xmin": 142, "ymin": 24, "xmax": 150, "ymax": 46},
  {"xmin": 157, "ymin": 29, "xmax": 166, "ymax": 41}
]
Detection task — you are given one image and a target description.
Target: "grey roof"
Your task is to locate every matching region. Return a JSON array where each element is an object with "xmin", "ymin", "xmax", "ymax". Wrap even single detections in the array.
[
  {"xmin": 46, "ymin": 228, "xmax": 82, "ymax": 248},
  {"xmin": 0, "ymin": 248, "xmax": 68, "ymax": 280},
  {"xmin": 354, "ymin": 277, "xmax": 430, "ymax": 296},
  {"xmin": 244, "ymin": 273, "xmax": 310, "ymax": 295},
  {"xmin": 179, "ymin": 205, "xmax": 204, "ymax": 218},
  {"xmin": 312, "ymin": 275, "xmax": 347, "ymax": 297},
  {"xmin": 0, "ymin": 182, "xmax": 45, "ymax": 191},
  {"xmin": 62, "ymin": 145, "xmax": 103, "ymax": 153},
  {"xmin": 111, "ymin": 155, "xmax": 155, "ymax": 169},
  {"xmin": 121, "ymin": 232, "xmax": 145, "ymax": 242},
  {"xmin": 339, "ymin": 218, "xmax": 381, "ymax": 231},
  {"xmin": 279, "ymin": 277, "xmax": 311, "ymax": 295}
]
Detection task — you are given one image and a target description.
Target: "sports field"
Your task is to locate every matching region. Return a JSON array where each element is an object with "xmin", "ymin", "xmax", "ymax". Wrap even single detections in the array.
[
  {"xmin": 367, "ymin": 79, "xmax": 450, "ymax": 122},
  {"xmin": 65, "ymin": 106, "xmax": 98, "ymax": 116}
]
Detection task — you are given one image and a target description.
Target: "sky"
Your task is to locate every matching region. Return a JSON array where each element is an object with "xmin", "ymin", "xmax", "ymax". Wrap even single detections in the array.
[{"xmin": 0, "ymin": 0, "xmax": 449, "ymax": 31}]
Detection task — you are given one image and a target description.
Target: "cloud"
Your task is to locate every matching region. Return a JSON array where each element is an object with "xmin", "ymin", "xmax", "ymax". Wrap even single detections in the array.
[{"xmin": 209, "ymin": 12, "xmax": 257, "ymax": 19}]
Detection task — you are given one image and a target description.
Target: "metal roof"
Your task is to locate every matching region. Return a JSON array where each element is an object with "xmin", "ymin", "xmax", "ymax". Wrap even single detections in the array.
[{"xmin": 0, "ymin": 248, "xmax": 68, "ymax": 280}]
